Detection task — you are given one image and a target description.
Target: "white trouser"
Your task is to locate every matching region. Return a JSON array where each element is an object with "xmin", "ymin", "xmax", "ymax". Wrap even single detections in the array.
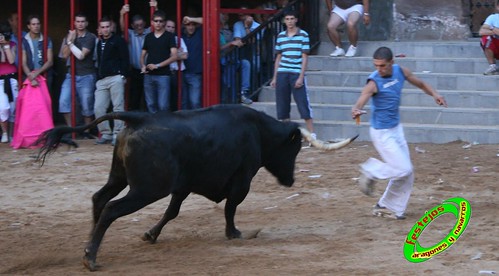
[
  {"xmin": 360, "ymin": 124, "xmax": 414, "ymax": 216},
  {"xmin": 0, "ymin": 78, "xmax": 18, "ymax": 122}
]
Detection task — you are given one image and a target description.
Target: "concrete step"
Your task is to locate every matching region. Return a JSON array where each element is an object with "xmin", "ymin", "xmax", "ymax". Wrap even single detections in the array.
[
  {"xmin": 258, "ymin": 40, "xmax": 497, "ymax": 143},
  {"xmin": 251, "ymin": 102, "xmax": 499, "ymax": 126},
  {"xmin": 257, "ymin": 86, "xmax": 499, "ymax": 109},
  {"xmin": 250, "ymin": 104, "xmax": 499, "ymax": 144},
  {"xmin": 317, "ymin": 40, "xmax": 484, "ymax": 58},
  {"xmin": 308, "ymin": 56, "xmax": 490, "ymax": 75},
  {"xmin": 304, "ymin": 71, "xmax": 499, "ymax": 91}
]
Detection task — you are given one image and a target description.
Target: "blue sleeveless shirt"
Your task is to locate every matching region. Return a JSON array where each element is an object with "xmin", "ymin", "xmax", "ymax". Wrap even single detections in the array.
[{"xmin": 367, "ymin": 64, "xmax": 406, "ymax": 129}]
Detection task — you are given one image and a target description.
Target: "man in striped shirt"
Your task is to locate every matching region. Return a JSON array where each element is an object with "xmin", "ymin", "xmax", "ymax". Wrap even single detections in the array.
[{"xmin": 270, "ymin": 10, "xmax": 315, "ymax": 138}]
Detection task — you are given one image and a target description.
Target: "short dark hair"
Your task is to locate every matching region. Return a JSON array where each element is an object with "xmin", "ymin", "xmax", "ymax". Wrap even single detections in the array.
[
  {"xmin": 75, "ymin": 12, "xmax": 87, "ymax": 21},
  {"xmin": 152, "ymin": 10, "xmax": 166, "ymax": 21},
  {"xmin": 26, "ymin": 14, "xmax": 40, "ymax": 25},
  {"xmin": 283, "ymin": 10, "xmax": 297, "ymax": 18},
  {"xmin": 99, "ymin": 16, "xmax": 111, "ymax": 24},
  {"xmin": 131, "ymin": 15, "xmax": 145, "ymax": 24},
  {"xmin": 373, "ymin": 47, "xmax": 393, "ymax": 61}
]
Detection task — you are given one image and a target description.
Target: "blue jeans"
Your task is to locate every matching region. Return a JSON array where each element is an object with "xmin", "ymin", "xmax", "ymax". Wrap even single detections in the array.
[
  {"xmin": 275, "ymin": 72, "xmax": 312, "ymax": 120},
  {"xmin": 144, "ymin": 74, "xmax": 170, "ymax": 113},
  {"xmin": 59, "ymin": 73, "xmax": 96, "ymax": 117},
  {"xmin": 222, "ymin": 59, "xmax": 250, "ymax": 103},
  {"xmin": 181, "ymin": 73, "xmax": 202, "ymax": 110}
]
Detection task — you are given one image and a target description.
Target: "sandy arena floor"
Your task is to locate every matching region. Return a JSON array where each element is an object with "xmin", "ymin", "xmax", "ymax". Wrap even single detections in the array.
[{"xmin": 0, "ymin": 140, "xmax": 498, "ymax": 275}]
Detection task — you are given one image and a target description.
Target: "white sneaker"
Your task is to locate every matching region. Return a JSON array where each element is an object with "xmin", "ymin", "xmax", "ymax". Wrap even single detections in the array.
[
  {"xmin": 330, "ymin": 47, "xmax": 345, "ymax": 57},
  {"xmin": 483, "ymin": 64, "xmax": 498, "ymax": 75},
  {"xmin": 345, "ymin": 45, "xmax": 357, "ymax": 57},
  {"xmin": 1, "ymin": 133, "xmax": 8, "ymax": 143},
  {"xmin": 358, "ymin": 170, "xmax": 375, "ymax": 196},
  {"xmin": 307, "ymin": 133, "xmax": 317, "ymax": 147}
]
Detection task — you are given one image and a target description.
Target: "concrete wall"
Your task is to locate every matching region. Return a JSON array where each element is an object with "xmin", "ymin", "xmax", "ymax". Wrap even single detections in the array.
[{"xmin": 320, "ymin": 0, "xmax": 473, "ymax": 42}]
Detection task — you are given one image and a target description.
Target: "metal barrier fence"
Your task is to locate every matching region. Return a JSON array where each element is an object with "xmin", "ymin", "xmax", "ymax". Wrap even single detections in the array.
[{"xmin": 220, "ymin": 0, "xmax": 320, "ymax": 104}]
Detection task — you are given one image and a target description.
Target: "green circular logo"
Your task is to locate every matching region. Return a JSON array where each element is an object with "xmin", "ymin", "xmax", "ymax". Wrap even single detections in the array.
[{"xmin": 404, "ymin": 197, "xmax": 471, "ymax": 263}]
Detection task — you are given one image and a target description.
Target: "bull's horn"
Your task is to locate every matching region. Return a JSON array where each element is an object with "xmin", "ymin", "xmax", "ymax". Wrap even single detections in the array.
[{"xmin": 299, "ymin": 127, "xmax": 358, "ymax": 151}]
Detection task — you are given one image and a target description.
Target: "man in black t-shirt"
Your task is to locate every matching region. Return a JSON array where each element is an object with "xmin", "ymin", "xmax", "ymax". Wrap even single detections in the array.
[{"xmin": 140, "ymin": 10, "xmax": 178, "ymax": 113}]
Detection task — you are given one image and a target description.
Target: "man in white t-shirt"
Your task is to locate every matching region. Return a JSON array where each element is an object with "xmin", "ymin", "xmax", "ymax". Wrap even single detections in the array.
[{"xmin": 479, "ymin": 1, "xmax": 499, "ymax": 75}]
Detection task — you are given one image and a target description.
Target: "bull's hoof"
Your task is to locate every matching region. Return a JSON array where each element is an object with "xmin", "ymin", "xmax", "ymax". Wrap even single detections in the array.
[
  {"xmin": 226, "ymin": 229, "xmax": 242, "ymax": 240},
  {"xmin": 142, "ymin": 231, "xmax": 157, "ymax": 244},
  {"xmin": 82, "ymin": 256, "xmax": 98, "ymax": 272}
]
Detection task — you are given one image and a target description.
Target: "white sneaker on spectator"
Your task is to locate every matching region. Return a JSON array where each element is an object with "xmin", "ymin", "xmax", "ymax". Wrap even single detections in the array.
[
  {"xmin": 1, "ymin": 133, "xmax": 8, "ymax": 143},
  {"xmin": 308, "ymin": 133, "xmax": 317, "ymax": 147},
  {"xmin": 483, "ymin": 64, "xmax": 498, "ymax": 75},
  {"xmin": 345, "ymin": 45, "xmax": 357, "ymax": 57},
  {"xmin": 330, "ymin": 47, "xmax": 345, "ymax": 57}
]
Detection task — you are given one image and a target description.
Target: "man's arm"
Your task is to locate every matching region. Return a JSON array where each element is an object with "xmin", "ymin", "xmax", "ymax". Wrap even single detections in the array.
[
  {"xmin": 295, "ymin": 52, "xmax": 308, "ymax": 88},
  {"xmin": 140, "ymin": 49, "xmax": 147, "ymax": 72},
  {"xmin": 119, "ymin": 4, "xmax": 129, "ymax": 33},
  {"xmin": 270, "ymin": 53, "xmax": 282, "ymax": 87},
  {"xmin": 61, "ymin": 38, "xmax": 71, "ymax": 59},
  {"xmin": 39, "ymin": 47, "xmax": 54, "ymax": 74},
  {"xmin": 402, "ymin": 66, "xmax": 447, "ymax": 107},
  {"xmin": 183, "ymin": 16, "xmax": 202, "ymax": 25},
  {"xmin": 362, "ymin": 0, "xmax": 370, "ymax": 25},
  {"xmin": 479, "ymin": 23, "xmax": 498, "ymax": 36},
  {"xmin": 351, "ymin": 80, "xmax": 377, "ymax": 118},
  {"xmin": 325, "ymin": 0, "xmax": 332, "ymax": 12}
]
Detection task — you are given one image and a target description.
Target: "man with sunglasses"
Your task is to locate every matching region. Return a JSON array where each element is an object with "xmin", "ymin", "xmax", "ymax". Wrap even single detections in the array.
[{"xmin": 140, "ymin": 10, "xmax": 177, "ymax": 113}]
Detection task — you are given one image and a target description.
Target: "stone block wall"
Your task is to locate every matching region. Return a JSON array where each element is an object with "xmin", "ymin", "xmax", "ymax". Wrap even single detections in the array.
[{"xmin": 320, "ymin": 0, "xmax": 475, "ymax": 42}]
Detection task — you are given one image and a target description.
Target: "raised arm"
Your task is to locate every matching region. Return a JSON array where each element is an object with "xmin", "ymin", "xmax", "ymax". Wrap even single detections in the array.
[{"xmin": 402, "ymin": 66, "xmax": 447, "ymax": 107}]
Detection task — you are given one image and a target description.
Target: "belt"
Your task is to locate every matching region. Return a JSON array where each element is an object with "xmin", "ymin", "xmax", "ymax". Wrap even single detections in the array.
[{"xmin": 0, "ymin": 73, "xmax": 16, "ymax": 102}]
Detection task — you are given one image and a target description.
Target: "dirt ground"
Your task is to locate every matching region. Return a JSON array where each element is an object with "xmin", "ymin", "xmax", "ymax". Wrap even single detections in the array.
[{"xmin": 0, "ymin": 139, "xmax": 498, "ymax": 275}]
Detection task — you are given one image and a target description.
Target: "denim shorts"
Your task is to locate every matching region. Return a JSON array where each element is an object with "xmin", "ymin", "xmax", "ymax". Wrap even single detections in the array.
[{"xmin": 59, "ymin": 73, "xmax": 96, "ymax": 116}]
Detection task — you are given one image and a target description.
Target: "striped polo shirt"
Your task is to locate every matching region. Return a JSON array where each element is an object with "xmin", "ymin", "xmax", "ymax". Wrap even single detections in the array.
[
  {"xmin": 127, "ymin": 28, "xmax": 151, "ymax": 70},
  {"xmin": 275, "ymin": 28, "xmax": 310, "ymax": 74}
]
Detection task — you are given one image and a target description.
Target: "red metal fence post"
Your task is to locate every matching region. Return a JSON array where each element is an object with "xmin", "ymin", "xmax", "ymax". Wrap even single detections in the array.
[{"xmin": 202, "ymin": 0, "xmax": 220, "ymax": 107}]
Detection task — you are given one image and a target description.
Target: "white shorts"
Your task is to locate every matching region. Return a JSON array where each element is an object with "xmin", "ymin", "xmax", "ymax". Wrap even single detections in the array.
[
  {"xmin": 331, "ymin": 4, "xmax": 364, "ymax": 22},
  {"xmin": 0, "ymin": 78, "xmax": 18, "ymax": 123}
]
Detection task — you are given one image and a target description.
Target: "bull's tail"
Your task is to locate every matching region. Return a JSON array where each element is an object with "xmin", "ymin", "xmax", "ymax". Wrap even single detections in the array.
[
  {"xmin": 299, "ymin": 127, "xmax": 358, "ymax": 151},
  {"xmin": 35, "ymin": 112, "xmax": 151, "ymax": 165}
]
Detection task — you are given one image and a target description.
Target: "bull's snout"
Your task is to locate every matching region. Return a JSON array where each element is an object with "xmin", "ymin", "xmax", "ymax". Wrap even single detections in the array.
[{"xmin": 278, "ymin": 177, "xmax": 294, "ymax": 187}]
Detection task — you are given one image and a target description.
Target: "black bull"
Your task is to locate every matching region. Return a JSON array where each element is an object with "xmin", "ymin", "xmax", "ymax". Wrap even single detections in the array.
[{"xmin": 35, "ymin": 105, "xmax": 357, "ymax": 271}]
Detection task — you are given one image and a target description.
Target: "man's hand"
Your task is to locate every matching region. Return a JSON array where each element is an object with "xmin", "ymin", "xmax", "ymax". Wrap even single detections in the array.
[
  {"xmin": 294, "ymin": 76, "xmax": 304, "ymax": 88},
  {"xmin": 120, "ymin": 4, "xmax": 130, "ymax": 15},
  {"xmin": 244, "ymin": 16, "xmax": 254, "ymax": 28},
  {"xmin": 230, "ymin": 40, "xmax": 244, "ymax": 48},
  {"xmin": 66, "ymin": 30, "xmax": 76, "ymax": 43}
]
